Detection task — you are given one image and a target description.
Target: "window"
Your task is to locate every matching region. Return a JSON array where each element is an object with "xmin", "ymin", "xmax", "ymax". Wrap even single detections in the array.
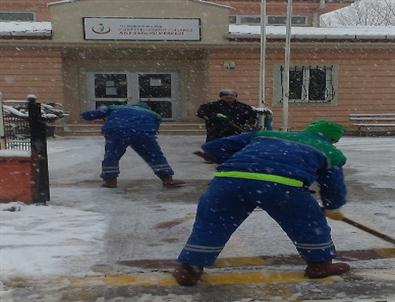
[
  {"xmin": 268, "ymin": 16, "xmax": 307, "ymax": 25},
  {"xmin": 240, "ymin": 16, "xmax": 261, "ymax": 24},
  {"xmin": 289, "ymin": 69, "xmax": 304, "ymax": 100},
  {"xmin": 138, "ymin": 73, "xmax": 173, "ymax": 118},
  {"xmin": 0, "ymin": 12, "xmax": 35, "ymax": 21},
  {"xmin": 229, "ymin": 15, "xmax": 307, "ymax": 26},
  {"xmin": 229, "ymin": 15, "xmax": 237, "ymax": 24},
  {"xmin": 94, "ymin": 74, "xmax": 127, "ymax": 99},
  {"xmin": 139, "ymin": 74, "xmax": 172, "ymax": 98},
  {"xmin": 280, "ymin": 66, "xmax": 335, "ymax": 103}
]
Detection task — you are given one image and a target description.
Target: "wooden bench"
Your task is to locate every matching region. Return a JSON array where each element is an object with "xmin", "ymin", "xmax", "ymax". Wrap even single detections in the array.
[{"xmin": 349, "ymin": 113, "xmax": 395, "ymax": 136}]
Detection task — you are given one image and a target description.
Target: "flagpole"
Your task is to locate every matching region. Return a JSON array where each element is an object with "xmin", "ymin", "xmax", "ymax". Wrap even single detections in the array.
[{"xmin": 283, "ymin": 0, "xmax": 293, "ymax": 131}]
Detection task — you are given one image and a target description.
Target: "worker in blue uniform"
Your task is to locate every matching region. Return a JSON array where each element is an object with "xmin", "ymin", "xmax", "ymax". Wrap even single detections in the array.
[
  {"xmin": 81, "ymin": 102, "xmax": 185, "ymax": 188},
  {"xmin": 173, "ymin": 120, "xmax": 350, "ymax": 286}
]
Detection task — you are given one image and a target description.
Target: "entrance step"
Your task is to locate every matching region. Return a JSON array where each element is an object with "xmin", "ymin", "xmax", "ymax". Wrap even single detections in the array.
[{"xmin": 56, "ymin": 122, "xmax": 206, "ymax": 136}]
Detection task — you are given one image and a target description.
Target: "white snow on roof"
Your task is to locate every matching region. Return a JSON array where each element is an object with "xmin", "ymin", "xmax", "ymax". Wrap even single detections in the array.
[
  {"xmin": 190, "ymin": 0, "xmax": 234, "ymax": 9},
  {"xmin": 48, "ymin": 0, "xmax": 234, "ymax": 9},
  {"xmin": 47, "ymin": 0, "xmax": 78, "ymax": 6},
  {"xmin": 320, "ymin": 0, "xmax": 395, "ymax": 27},
  {"xmin": 0, "ymin": 22, "xmax": 52, "ymax": 37},
  {"xmin": 229, "ymin": 25, "xmax": 395, "ymax": 40}
]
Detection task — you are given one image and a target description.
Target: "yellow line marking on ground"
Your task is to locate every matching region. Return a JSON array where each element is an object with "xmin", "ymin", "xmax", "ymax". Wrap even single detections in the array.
[
  {"xmin": 67, "ymin": 276, "xmax": 104, "ymax": 287},
  {"xmin": 105, "ymin": 275, "xmax": 176, "ymax": 287},
  {"xmin": 214, "ymin": 256, "xmax": 266, "ymax": 268},
  {"xmin": 66, "ymin": 271, "xmax": 339, "ymax": 288},
  {"xmin": 202, "ymin": 272, "xmax": 338, "ymax": 285},
  {"xmin": 119, "ymin": 248, "xmax": 395, "ymax": 271},
  {"xmin": 375, "ymin": 248, "xmax": 395, "ymax": 258}
]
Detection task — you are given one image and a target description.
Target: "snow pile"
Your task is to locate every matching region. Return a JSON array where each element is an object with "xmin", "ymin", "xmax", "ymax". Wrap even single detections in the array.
[
  {"xmin": 229, "ymin": 24, "xmax": 395, "ymax": 40},
  {"xmin": 0, "ymin": 149, "xmax": 31, "ymax": 157},
  {"xmin": 0, "ymin": 202, "xmax": 107, "ymax": 278},
  {"xmin": 2, "ymin": 102, "xmax": 67, "ymax": 121},
  {"xmin": 0, "ymin": 22, "xmax": 52, "ymax": 37},
  {"xmin": 2, "ymin": 105, "xmax": 27, "ymax": 118}
]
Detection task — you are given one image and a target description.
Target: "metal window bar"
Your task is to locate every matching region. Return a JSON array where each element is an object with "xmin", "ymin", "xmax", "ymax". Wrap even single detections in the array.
[
  {"xmin": 308, "ymin": 65, "xmax": 335, "ymax": 103},
  {"xmin": 231, "ymin": 15, "xmax": 307, "ymax": 25},
  {"xmin": 280, "ymin": 65, "xmax": 335, "ymax": 103}
]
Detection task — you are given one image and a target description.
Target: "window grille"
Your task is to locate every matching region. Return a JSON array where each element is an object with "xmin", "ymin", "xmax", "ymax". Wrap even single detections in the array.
[
  {"xmin": 280, "ymin": 65, "xmax": 335, "ymax": 103},
  {"xmin": 229, "ymin": 15, "xmax": 307, "ymax": 25},
  {"xmin": 0, "ymin": 12, "xmax": 35, "ymax": 21}
]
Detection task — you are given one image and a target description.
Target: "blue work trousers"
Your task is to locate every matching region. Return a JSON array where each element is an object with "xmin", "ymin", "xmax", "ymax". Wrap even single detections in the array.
[
  {"xmin": 101, "ymin": 130, "xmax": 174, "ymax": 179},
  {"xmin": 178, "ymin": 177, "xmax": 335, "ymax": 266}
]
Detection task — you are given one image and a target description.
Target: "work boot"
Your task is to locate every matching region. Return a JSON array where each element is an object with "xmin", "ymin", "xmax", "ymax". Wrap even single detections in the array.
[
  {"xmin": 172, "ymin": 263, "xmax": 203, "ymax": 286},
  {"xmin": 160, "ymin": 175, "xmax": 186, "ymax": 188},
  {"xmin": 101, "ymin": 178, "xmax": 117, "ymax": 188},
  {"xmin": 305, "ymin": 261, "xmax": 350, "ymax": 278}
]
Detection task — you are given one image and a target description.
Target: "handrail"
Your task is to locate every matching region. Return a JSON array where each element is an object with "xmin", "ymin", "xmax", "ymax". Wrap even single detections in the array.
[{"xmin": 349, "ymin": 113, "xmax": 395, "ymax": 117}]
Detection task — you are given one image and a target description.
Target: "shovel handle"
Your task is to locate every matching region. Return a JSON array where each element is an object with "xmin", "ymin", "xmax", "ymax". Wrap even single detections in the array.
[
  {"xmin": 321, "ymin": 206, "xmax": 395, "ymax": 245},
  {"xmin": 342, "ymin": 217, "xmax": 395, "ymax": 245}
]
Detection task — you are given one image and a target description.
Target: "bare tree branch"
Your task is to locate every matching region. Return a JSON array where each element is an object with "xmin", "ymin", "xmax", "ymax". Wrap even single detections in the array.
[{"xmin": 321, "ymin": 0, "xmax": 395, "ymax": 26}]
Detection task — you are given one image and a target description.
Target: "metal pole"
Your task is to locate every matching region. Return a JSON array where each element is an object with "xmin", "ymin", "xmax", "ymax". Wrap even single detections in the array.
[
  {"xmin": 282, "ymin": 0, "xmax": 293, "ymax": 131},
  {"xmin": 316, "ymin": 0, "xmax": 326, "ymax": 26},
  {"xmin": 28, "ymin": 95, "xmax": 50, "ymax": 204},
  {"xmin": 0, "ymin": 92, "xmax": 5, "ymax": 149},
  {"xmin": 258, "ymin": 0, "xmax": 267, "ymax": 127}
]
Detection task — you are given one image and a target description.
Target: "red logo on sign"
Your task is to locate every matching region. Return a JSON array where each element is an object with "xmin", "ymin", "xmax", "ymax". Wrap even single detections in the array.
[{"xmin": 91, "ymin": 23, "xmax": 111, "ymax": 34}]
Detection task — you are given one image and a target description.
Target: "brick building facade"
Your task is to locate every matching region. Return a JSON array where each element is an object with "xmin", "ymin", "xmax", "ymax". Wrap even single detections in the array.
[{"xmin": 1, "ymin": 0, "xmax": 394, "ymax": 130}]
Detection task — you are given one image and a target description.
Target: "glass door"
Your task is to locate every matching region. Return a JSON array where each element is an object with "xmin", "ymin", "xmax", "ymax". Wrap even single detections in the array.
[
  {"xmin": 87, "ymin": 72, "xmax": 179, "ymax": 119},
  {"xmin": 88, "ymin": 72, "xmax": 129, "ymax": 109},
  {"xmin": 137, "ymin": 73, "xmax": 178, "ymax": 120}
]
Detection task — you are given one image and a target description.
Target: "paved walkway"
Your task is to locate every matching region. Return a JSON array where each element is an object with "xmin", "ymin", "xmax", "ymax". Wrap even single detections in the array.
[{"xmin": 1, "ymin": 136, "xmax": 394, "ymax": 301}]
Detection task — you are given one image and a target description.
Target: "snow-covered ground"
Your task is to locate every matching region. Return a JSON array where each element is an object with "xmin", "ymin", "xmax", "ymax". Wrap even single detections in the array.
[
  {"xmin": 337, "ymin": 137, "xmax": 395, "ymax": 189},
  {"xmin": 0, "ymin": 136, "xmax": 394, "ymax": 282},
  {"xmin": 0, "ymin": 202, "xmax": 106, "ymax": 279}
]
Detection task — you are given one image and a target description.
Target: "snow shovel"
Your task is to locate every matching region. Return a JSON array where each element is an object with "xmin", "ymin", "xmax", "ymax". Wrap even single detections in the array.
[
  {"xmin": 324, "ymin": 209, "xmax": 395, "ymax": 245},
  {"xmin": 216, "ymin": 113, "xmax": 246, "ymax": 133},
  {"xmin": 340, "ymin": 216, "xmax": 395, "ymax": 245},
  {"xmin": 202, "ymin": 114, "xmax": 247, "ymax": 133}
]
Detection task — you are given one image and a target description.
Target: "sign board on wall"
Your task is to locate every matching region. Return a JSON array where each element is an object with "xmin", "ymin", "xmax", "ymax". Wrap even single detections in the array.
[
  {"xmin": 83, "ymin": 17, "xmax": 201, "ymax": 41},
  {"xmin": 224, "ymin": 61, "xmax": 236, "ymax": 70}
]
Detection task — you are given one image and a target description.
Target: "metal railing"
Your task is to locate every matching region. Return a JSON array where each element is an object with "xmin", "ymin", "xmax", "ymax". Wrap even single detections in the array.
[
  {"xmin": 2, "ymin": 108, "xmax": 31, "ymax": 151},
  {"xmin": 1, "ymin": 97, "xmax": 31, "ymax": 151},
  {"xmin": 0, "ymin": 94, "xmax": 50, "ymax": 204}
]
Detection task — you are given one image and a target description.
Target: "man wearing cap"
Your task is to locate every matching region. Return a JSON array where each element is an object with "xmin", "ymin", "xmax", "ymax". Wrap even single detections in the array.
[
  {"xmin": 197, "ymin": 89, "xmax": 257, "ymax": 142},
  {"xmin": 81, "ymin": 102, "xmax": 185, "ymax": 188},
  {"xmin": 173, "ymin": 120, "xmax": 350, "ymax": 286}
]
